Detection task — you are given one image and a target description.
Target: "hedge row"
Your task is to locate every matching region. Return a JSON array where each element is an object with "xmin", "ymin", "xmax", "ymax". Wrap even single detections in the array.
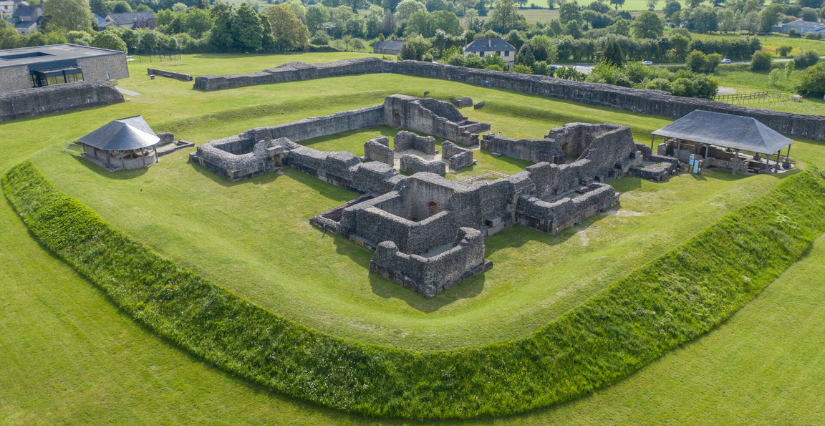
[{"xmin": 4, "ymin": 161, "xmax": 825, "ymax": 420}]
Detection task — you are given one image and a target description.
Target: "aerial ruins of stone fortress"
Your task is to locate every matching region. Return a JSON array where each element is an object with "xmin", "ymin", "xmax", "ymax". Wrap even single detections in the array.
[{"xmin": 190, "ymin": 94, "xmax": 681, "ymax": 297}]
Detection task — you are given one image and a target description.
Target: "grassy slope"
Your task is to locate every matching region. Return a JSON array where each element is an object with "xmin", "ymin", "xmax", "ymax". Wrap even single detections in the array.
[
  {"xmin": 24, "ymin": 80, "xmax": 793, "ymax": 351},
  {"xmin": 1, "ymin": 53, "xmax": 825, "ymax": 423},
  {"xmin": 5, "ymin": 160, "xmax": 825, "ymax": 419}
]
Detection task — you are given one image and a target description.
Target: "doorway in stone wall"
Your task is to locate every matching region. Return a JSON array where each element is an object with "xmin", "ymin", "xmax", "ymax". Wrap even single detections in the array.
[
  {"xmin": 427, "ymin": 201, "xmax": 440, "ymax": 216},
  {"xmin": 394, "ymin": 111, "xmax": 401, "ymax": 128}
]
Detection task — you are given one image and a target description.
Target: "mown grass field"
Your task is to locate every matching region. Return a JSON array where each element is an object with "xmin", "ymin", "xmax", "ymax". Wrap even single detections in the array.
[{"xmin": 2, "ymin": 52, "xmax": 825, "ymax": 424}]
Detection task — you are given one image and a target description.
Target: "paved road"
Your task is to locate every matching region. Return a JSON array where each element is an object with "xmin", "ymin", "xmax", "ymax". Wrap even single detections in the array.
[{"xmin": 553, "ymin": 56, "xmax": 825, "ymax": 74}]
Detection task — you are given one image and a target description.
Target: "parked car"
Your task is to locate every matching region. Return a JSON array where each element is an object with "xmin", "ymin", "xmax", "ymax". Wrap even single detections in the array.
[
  {"xmin": 721, "ymin": 58, "xmax": 731, "ymax": 64},
  {"xmin": 642, "ymin": 60, "xmax": 653, "ymax": 65}
]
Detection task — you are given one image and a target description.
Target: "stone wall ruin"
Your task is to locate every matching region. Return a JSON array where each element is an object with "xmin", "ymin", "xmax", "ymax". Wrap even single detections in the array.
[
  {"xmin": 193, "ymin": 58, "xmax": 825, "ymax": 142},
  {"xmin": 191, "ymin": 96, "xmax": 681, "ymax": 298},
  {"xmin": 0, "ymin": 81, "xmax": 124, "ymax": 122}
]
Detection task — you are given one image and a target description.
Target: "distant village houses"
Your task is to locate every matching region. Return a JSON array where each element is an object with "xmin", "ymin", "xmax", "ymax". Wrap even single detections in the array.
[
  {"xmin": 102, "ymin": 11, "xmax": 156, "ymax": 30},
  {"xmin": 7, "ymin": 2, "xmax": 43, "ymax": 34},
  {"xmin": 463, "ymin": 39, "xmax": 516, "ymax": 69}
]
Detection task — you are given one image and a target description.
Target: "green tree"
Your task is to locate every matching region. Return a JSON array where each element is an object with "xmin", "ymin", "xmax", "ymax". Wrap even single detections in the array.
[
  {"xmin": 259, "ymin": 11, "xmax": 276, "ymax": 51},
  {"xmin": 231, "ymin": 3, "xmax": 263, "ymax": 51},
  {"xmin": 799, "ymin": 62, "xmax": 825, "ymax": 95},
  {"xmin": 90, "ymin": 30, "xmax": 127, "ymax": 52},
  {"xmin": 44, "ymin": 0, "xmax": 93, "ymax": 32},
  {"xmin": 559, "ymin": 1, "xmax": 581, "ymax": 23},
  {"xmin": 186, "ymin": 9, "xmax": 213, "ymax": 38},
  {"xmin": 108, "ymin": 1, "xmax": 131, "ymax": 13},
  {"xmin": 631, "ymin": 10, "xmax": 663, "ymax": 38},
  {"xmin": 662, "ymin": 0, "xmax": 680, "ymax": 17},
  {"xmin": 685, "ymin": 50, "xmax": 708, "ymax": 72},
  {"xmin": 487, "ymin": 0, "xmax": 525, "ymax": 33},
  {"xmin": 750, "ymin": 50, "xmax": 772, "ymax": 71},
  {"xmin": 66, "ymin": 30, "xmax": 91, "ymax": 44},
  {"xmin": 433, "ymin": 11, "xmax": 461, "ymax": 35},
  {"xmin": 565, "ymin": 19, "xmax": 582, "ymax": 38},
  {"xmin": 90, "ymin": 0, "xmax": 107, "ymax": 16},
  {"xmin": 610, "ymin": 0, "xmax": 625, "ymax": 9},
  {"xmin": 266, "ymin": 3, "xmax": 310, "ymax": 50},
  {"xmin": 759, "ymin": 4, "xmax": 782, "ymax": 33},
  {"xmin": 609, "ymin": 18, "xmax": 629, "ymax": 36},
  {"xmin": 784, "ymin": 60, "xmax": 794, "ymax": 78},
  {"xmin": 304, "ymin": 4, "xmax": 330, "ymax": 33},
  {"xmin": 706, "ymin": 52, "xmax": 722, "ymax": 72},
  {"xmin": 601, "ymin": 39, "xmax": 624, "ymax": 66},
  {"xmin": 209, "ymin": 2, "xmax": 235, "ymax": 51},
  {"xmin": 405, "ymin": 11, "xmax": 434, "ymax": 36},
  {"xmin": 646, "ymin": 0, "xmax": 657, "ymax": 10},
  {"xmin": 395, "ymin": 0, "xmax": 426, "ymax": 21}
]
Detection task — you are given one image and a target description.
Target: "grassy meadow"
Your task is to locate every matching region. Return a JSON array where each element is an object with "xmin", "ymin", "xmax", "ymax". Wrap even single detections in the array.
[{"xmin": 2, "ymin": 52, "xmax": 825, "ymax": 423}]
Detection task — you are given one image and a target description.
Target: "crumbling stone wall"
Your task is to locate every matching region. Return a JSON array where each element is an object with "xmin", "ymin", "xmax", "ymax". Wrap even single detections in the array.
[
  {"xmin": 452, "ymin": 97, "xmax": 473, "ymax": 108},
  {"xmin": 193, "ymin": 58, "xmax": 825, "ymax": 142},
  {"xmin": 369, "ymin": 227, "xmax": 492, "ymax": 298},
  {"xmin": 242, "ymin": 105, "xmax": 384, "ymax": 142},
  {"xmin": 394, "ymin": 130, "xmax": 436, "ymax": 154},
  {"xmin": 363, "ymin": 137, "xmax": 394, "ymax": 165},
  {"xmin": 523, "ymin": 123, "xmax": 640, "ymax": 198},
  {"xmin": 384, "ymin": 95, "xmax": 490, "ymax": 146},
  {"xmin": 399, "ymin": 154, "xmax": 446, "ymax": 175},
  {"xmin": 0, "ymin": 81, "xmax": 124, "ymax": 122},
  {"xmin": 516, "ymin": 184, "xmax": 619, "ymax": 234},
  {"xmin": 442, "ymin": 141, "xmax": 473, "ymax": 170},
  {"xmin": 480, "ymin": 134, "xmax": 565, "ymax": 164}
]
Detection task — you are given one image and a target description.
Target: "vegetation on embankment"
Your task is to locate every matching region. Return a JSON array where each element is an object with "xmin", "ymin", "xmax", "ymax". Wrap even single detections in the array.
[{"xmin": 4, "ymin": 161, "xmax": 825, "ymax": 420}]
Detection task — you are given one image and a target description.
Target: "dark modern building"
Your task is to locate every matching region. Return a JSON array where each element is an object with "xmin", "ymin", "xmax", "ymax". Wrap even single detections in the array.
[{"xmin": 0, "ymin": 44, "xmax": 129, "ymax": 93}]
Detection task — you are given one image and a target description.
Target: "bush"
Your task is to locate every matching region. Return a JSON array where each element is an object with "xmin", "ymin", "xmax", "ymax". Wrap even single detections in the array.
[
  {"xmin": 531, "ymin": 61, "xmax": 550, "ymax": 75},
  {"xmin": 750, "ymin": 50, "xmax": 773, "ymax": 72},
  {"xmin": 777, "ymin": 45, "xmax": 793, "ymax": 57},
  {"xmin": 310, "ymin": 30, "xmax": 330, "ymax": 45},
  {"xmin": 686, "ymin": 50, "xmax": 708, "ymax": 73},
  {"xmin": 447, "ymin": 54, "xmax": 466, "ymax": 66},
  {"xmin": 485, "ymin": 64, "xmax": 504, "ymax": 71},
  {"xmin": 646, "ymin": 77, "xmax": 672, "ymax": 92},
  {"xmin": 799, "ymin": 62, "xmax": 825, "ymax": 95},
  {"xmin": 513, "ymin": 63, "xmax": 532, "ymax": 73},
  {"xmin": 670, "ymin": 77, "xmax": 695, "ymax": 96},
  {"xmin": 5, "ymin": 161, "xmax": 825, "ymax": 420},
  {"xmin": 90, "ymin": 31, "xmax": 127, "ymax": 53},
  {"xmin": 769, "ymin": 68, "xmax": 781, "ymax": 86},
  {"xmin": 794, "ymin": 50, "xmax": 820, "ymax": 68},
  {"xmin": 805, "ymin": 32, "xmax": 822, "ymax": 40},
  {"xmin": 788, "ymin": 28, "xmax": 801, "ymax": 37}
]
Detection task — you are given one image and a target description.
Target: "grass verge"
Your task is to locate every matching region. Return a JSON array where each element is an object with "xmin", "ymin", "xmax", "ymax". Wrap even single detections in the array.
[{"xmin": 4, "ymin": 162, "xmax": 825, "ymax": 420}]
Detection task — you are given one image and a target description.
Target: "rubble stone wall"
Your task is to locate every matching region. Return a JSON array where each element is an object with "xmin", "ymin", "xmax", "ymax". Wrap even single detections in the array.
[
  {"xmin": 193, "ymin": 57, "xmax": 825, "ymax": 141},
  {"xmin": 0, "ymin": 81, "xmax": 124, "ymax": 122},
  {"xmin": 399, "ymin": 154, "xmax": 446, "ymax": 175},
  {"xmin": 442, "ymin": 141, "xmax": 474, "ymax": 170},
  {"xmin": 369, "ymin": 227, "xmax": 490, "ymax": 298},
  {"xmin": 516, "ymin": 184, "xmax": 619, "ymax": 234},
  {"xmin": 394, "ymin": 131, "xmax": 436, "ymax": 154},
  {"xmin": 480, "ymin": 134, "xmax": 564, "ymax": 164}
]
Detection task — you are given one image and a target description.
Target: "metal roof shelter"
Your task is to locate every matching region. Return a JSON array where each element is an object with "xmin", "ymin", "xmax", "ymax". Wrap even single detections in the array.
[
  {"xmin": 78, "ymin": 116, "xmax": 160, "ymax": 151},
  {"xmin": 651, "ymin": 110, "xmax": 794, "ymax": 174},
  {"xmin": 77, "ymin": 116, "xmax": 161, "ymax": 170}
]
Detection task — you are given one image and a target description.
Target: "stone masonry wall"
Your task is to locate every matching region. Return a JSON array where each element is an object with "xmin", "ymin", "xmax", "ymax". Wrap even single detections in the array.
[
  {"xmin": 399, "ymin": 154, "xmax": 446, "ymax": 175},
  {"xmin": 480, "ymin": 134, "xmax": 564, "ymax": 164},
  {"xmin": 0, "ymin": 81, "xmax": 124, "ymax": 122},
  {"xmin": 394, "ymin": 131, "xmax": 436, "ymax": 154},
  {"xmin": 76, "ymin": 54, "xmax": 130, "ymax": 82},
  {"xmin": 364, "ymin": 137, "xmax": 394, "ymax": 165},
  {"xmin": 193, "ymin": 57, "xmax": 825, "ymax": 142},
  {"xmin": 369, "ymin": 227, "xmax": 491, "ymax": 298},
  {"xmin": 0, "ymin": 66, "xmax": 32, "ymax": 93},
  {"xmin": 442, "ymin": 141, "xmax": 473, "ymax": 170}
]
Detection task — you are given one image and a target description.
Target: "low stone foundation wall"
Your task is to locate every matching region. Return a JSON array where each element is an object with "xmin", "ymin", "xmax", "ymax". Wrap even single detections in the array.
[
  {"xmin": 0, "ymin": 82, "xmax": 124, "ymax": 122},
  {"xmin": 400, "ymin": 154, "xmax": 446, "ymax": 175},
  {"xmin": 442, "ymin": 141, "xmax": 473, "ymax": 170},
  {"xmin": 364, "ymin": 137, "xmax": 394, "ymax": 165},
  {"xmin": 394, "ymin": 131, "xmax": 436, "ymax": 154},
  {"xmin": 193, "ymin": 58, "xmax": 825, "ymax": 142},
  {"xmin": 516, "ymin": 184, "xmax": 619, "ymax": 234},
  {"xmin": 242, "ymin": 105, "xmax": 384, "ymax": 142},
  {"xmin": 480, "ymin": 134, "xmax": 564, "ymax": 164},
  {"xmin": 147, "ymin": 68, "xmax": 193, "ymax": 81},
  {"xmin": 369, "ymin": 227, "xmax": 492, "ymax": 298}
]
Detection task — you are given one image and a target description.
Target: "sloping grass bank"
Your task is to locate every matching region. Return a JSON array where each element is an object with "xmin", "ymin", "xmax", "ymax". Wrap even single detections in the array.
[{"xmin": 4, "ymin": 161, "xmax": 825, "ymax": 420}]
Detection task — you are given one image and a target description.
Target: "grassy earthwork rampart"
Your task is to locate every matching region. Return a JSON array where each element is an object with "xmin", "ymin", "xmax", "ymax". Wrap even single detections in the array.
[{"xmin": 5, "ymin": 160, "xmax": 824, "ymax": 419}]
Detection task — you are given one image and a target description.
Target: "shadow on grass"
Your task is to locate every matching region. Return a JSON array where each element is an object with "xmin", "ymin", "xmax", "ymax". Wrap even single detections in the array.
[
  {"xmin": 369, "ymin": 271, "xmax": 486, "ymax": 313},
  {"xmin": 72, "ymin": 154, "xmax": 149, "ymax": 179}
]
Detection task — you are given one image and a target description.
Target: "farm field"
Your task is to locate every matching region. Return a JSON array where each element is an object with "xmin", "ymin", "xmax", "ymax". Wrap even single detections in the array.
[
  {"xmin": 691, "ymin": 32, "xmax": 825, "ymax": 56},
  {"xmin": 2, "ymin": 52, "xmax": 825, "ymax": 424}
]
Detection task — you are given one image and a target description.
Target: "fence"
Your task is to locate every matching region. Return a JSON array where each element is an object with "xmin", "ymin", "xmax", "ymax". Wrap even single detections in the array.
[
  {"xmin": 131, "ymin": 50, "xmax": 182, "ymax": 63},
  {"xmin": 713, "ymin": 90, "xmax": 790, "ymax": 104}
]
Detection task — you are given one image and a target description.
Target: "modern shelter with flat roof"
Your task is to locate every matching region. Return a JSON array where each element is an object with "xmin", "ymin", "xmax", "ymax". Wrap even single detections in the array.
[
  {"xmin": 0, "ymin": 44, "xmax": 129, "ymax": 93},
  {"xmin": 652, "ymin": 110, "xmax": 794, "ymax": 174},
  {"xmin": 78, "ymin": 116, "xmax": 161, "ymax": 171}
]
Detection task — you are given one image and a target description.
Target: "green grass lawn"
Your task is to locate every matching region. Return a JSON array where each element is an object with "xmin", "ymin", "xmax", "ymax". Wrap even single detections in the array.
[{"xmin": 2, "ymin": 52, "xmax": 825, "ymax": 423}]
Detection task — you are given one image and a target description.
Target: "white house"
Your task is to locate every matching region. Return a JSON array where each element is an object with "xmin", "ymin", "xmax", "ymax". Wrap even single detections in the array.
[
  {"xmin": 463, "ymin": 38, "xmax": 516, "ymax": 69},
  {"xmin": 0, "ymin": 1, "xmax": 14, "ymax": 17}
]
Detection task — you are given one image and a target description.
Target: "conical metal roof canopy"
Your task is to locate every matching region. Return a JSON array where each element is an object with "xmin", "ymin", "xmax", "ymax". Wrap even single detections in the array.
[
  {"xmin": 78, "ymin": 116, "xmax": 160, "ymax": 151},
  {"xmin": 652, "ymin": 110, "xmax": 793, "ymax": 155}
]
